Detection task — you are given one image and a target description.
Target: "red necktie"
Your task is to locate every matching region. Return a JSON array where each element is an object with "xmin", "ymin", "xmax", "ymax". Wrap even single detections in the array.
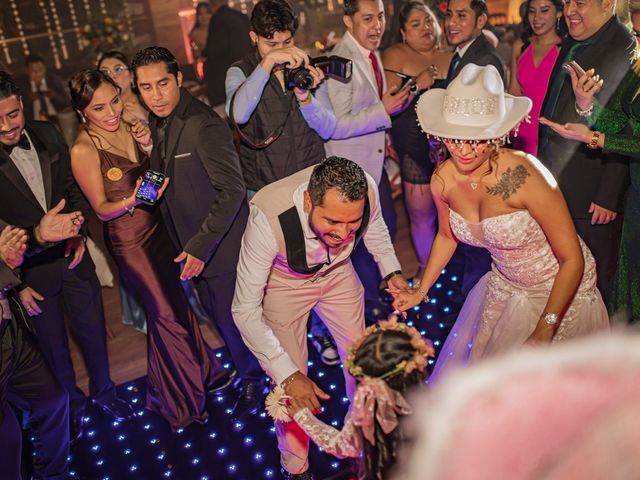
[{"xmin": 369, "ymin": 51, "xmax": 383, "ymax": 99}]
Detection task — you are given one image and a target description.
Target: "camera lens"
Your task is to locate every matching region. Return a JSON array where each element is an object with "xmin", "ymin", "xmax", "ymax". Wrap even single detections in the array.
[{"xmin": 293, "ymin": 69, "xmax": 314, "ymax": 90}]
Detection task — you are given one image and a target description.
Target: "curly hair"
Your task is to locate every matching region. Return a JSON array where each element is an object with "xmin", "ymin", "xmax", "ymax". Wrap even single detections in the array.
[
  {"xmin": 307, "ymin": 156, "xmax": 368, "ymax": 207},
  {"xmin": 351, "ymin": 329, "xmax": 426, "ymax": 480}
]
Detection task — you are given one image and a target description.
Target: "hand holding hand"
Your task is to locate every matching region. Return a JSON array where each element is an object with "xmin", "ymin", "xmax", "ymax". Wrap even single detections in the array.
[
  {"xmin": 567, "ymin": 67, "xmax": 603, "ymax": 112},
  {"xmin": 35, "ymin": 199, "xmax": 84, "ymax": 244},
  {"xmin": 19, "ymin": 286, "xmax": 44, "ymax": 316},
  {"xmin": 589, "ymin": 202, "xmax": 617, "ymax": 225},
  {"xmin": 539, "ymin": 117, "xmax": 592, "ymax": 143},
  {"xmin": 284, "ymin": 371, "xmax": 330, "ymax": 415},
  {"xmin": 0, "ymin": 225, "xmax": 28, "ymax": 269},
  {"xmin": 390, "ymin": 287, "xmax": 423, "ymax": 312},
  {"xmin": 64, "ymin": 235, "xmax": 86, "ymax": 269},
  {"xmin": 174, "ymin": 251, "xmax": 205, "ymax": 280}
]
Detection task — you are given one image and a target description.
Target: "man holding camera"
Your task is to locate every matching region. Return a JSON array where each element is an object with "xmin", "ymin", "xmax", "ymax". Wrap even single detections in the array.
[
  {"xmin": 324, "ymin": 0, "xmax": 412, "ymax": 323},
  {"xmin": 225, "ymin": 0, "xmax": 336, "ymax": 198}
]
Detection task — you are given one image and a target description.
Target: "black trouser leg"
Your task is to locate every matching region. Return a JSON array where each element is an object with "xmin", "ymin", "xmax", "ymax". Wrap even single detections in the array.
[{"xmin": 1, "ymin": 316, "xmax": 69, "ymax": 480}]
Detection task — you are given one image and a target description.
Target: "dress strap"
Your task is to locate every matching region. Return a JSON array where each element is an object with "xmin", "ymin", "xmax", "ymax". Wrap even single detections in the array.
[{"xmin": 85, "ymin": 126, "xmax": 116, "ymax": 170}]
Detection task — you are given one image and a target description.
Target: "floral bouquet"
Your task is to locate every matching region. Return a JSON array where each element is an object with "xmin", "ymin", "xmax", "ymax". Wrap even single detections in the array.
[{"xmin": 80, "ymin": 16, "xmax": 131, "ymax": 55}]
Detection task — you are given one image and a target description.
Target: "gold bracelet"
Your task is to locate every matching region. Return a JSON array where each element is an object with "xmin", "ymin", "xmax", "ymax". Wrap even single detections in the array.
[
  {"xmin": 280, "ymin": 372, "xmax": 298, "ymax": 390},
  {"xmin": 586, "ymin": 131, "xmax": 601, "ymax": 150},
  {"xmin": 297, "ymin": 94, "xmax": 312, "ymax": 106}
]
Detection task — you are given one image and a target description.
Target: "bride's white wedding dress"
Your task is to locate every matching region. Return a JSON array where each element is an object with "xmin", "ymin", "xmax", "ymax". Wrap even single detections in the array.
[{"xmin": 431, "ymin": 209, "xmax": 609, "ymax": 381}]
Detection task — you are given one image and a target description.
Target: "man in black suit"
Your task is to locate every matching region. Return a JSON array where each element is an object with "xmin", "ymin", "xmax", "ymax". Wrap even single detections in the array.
[
  {"xmin": 444, "ymin": 0, "xmax": 505, "ymax": 85},
  {"xmin": 0, "ymin": 71, "xmax": 132, "ymax": 442},
  {"xmin": 0, "ymin": 209, "xmax": 84, "ymax": 480},
  {"xmin": 18, "ymin": 54, "xmax": 70, "ymax": 124},
  {"xmin": 132, "ymin": 47, "xmax": 265, "ymax": 422},
  {"xmin": 444, "ymin": 0, "xmax": 504, "ymax": 297},
  {"xmin": 202, "ymin": 0, "xmax": 252, "ymax": 113},
  {"xmin": 538, "ymin": 0, "xmax": 633, "ymax": 301}
]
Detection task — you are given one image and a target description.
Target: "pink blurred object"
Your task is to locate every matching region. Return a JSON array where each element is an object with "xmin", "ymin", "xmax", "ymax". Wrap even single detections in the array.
[{"xmin": 398, "ymin": 333, "xmax": 640, "ymax": 480}]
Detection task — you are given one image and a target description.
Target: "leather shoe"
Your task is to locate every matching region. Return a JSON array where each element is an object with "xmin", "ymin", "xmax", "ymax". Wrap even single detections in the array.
[
  {"xmin": 93, "ymin": 396, "xmax": 134, "ymax": 422},
  {"xmin": 207, "ymin": 367, "xmax": 238, "ymax": 395},
  {"xmin": 231, "ymin": 378, "xmax": 266, "ymax": 422}
]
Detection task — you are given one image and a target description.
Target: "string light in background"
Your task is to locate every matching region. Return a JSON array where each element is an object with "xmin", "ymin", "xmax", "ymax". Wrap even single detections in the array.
[
  {"xmin": 122, "ymin": 0, "xmax": 134, "ymax": 43},
  {"xmin": 9, "ymin": 0, "xmax": 30, "ymax": 57},
  {"xmin": 81, "ymin": 0, "xmax": 92, "ymax": 21},
  {"xmin": 37, "ymin": 0, "xmax": 61, "ymax": 69},
  {"xmin": 98, "ymin": 0, "xmax": 108, "ymax": 16},
  {"xmin": 64, "ymin": 0, "xmax": 84, "ymax": 51},
  {"xmin": 48, "ymin": 0, "xmax": 68, "ymax": 60},
  {"xmin": 0, "ymin": 26, "xmax": 11, "ymax": 65}
]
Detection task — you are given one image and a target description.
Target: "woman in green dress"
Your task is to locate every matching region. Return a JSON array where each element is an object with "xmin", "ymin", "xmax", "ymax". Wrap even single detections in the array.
[{"xmin": 541, "ymin": 54, "xmax": 640, "ymax": 323}]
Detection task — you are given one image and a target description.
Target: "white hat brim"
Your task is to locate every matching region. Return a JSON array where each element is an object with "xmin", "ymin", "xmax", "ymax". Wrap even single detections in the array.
[{"xmin": 416, "ymin": 88, "xmax": 533, "ymax": 141}]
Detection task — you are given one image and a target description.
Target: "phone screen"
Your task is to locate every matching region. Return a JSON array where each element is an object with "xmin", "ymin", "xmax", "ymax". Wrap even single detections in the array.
[{"xmin": 135, "ymin": 170, "xmax": 165, "ymax": 205}]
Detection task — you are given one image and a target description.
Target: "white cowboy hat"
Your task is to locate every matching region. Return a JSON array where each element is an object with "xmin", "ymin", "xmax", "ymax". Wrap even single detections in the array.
[{"xmin": 416, "ymin": 63, "xmax": 532, "ymax": 143}]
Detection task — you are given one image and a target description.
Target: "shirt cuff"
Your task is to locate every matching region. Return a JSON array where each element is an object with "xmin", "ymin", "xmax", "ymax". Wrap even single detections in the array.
[
  {"xmin": 377, "ymin": 255, "xmax": 402, "ymax": 280},
  {"xmin": 270, "ymin": 354, "xmax": 300, "ymax": 385}
]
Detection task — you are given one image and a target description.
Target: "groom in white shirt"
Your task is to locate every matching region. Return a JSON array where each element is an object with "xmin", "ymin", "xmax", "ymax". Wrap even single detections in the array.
[{"xmin": 232, "ymin": 157, "xmax": 406, "ymax": 479}]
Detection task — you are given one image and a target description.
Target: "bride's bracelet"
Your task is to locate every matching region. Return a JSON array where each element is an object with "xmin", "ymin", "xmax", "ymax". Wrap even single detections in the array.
[{"xmin": 413, "ymin": 282, "xmax": 430, "ymax": 304}]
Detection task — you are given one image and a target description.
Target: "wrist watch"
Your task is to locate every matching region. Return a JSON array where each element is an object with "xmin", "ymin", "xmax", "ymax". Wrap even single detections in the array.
[{"xmin": 541, "ymin": 312, "xmax": 559, "ymax": 326}]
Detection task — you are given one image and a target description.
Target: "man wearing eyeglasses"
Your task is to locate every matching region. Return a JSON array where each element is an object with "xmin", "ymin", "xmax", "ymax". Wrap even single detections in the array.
[{"xmin": 538, "ymin": 0, "xmax": 634, "ymax": 302}]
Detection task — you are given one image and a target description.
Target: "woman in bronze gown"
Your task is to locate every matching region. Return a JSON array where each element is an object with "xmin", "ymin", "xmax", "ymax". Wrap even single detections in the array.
[{"xmin": 68, "ymin": 69, "xmax": 217, "ymax": 429}]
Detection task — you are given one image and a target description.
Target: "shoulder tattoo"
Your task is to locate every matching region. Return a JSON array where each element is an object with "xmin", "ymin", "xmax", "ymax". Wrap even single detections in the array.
[{"xmin": 486, "ymin": 165, "xmax": 530, "ymax": 200}]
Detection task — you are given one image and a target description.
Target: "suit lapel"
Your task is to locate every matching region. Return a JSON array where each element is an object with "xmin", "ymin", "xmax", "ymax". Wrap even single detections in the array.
[
  {"xmin": 455, "ymin": 35, "xmax": 486, "ymax": 78},
  {"xmin": 0, "ymin": 147, "xmax": 46, "ymax": 212},
  {"xmin": 342, "ymin": 33, "xmax": 379, "ymax": 98},
  {"xmin": 164, "ymin": 116, "xmax": 186, "ymax": 179},
  {"xmin": 26, "ymin": 126, "xmax": 52, "ymax": 209}
]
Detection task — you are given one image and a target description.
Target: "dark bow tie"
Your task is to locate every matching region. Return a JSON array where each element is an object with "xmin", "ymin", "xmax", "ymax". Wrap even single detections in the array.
[{"xmin": 2, "ymin": 133, "xmax": 31, "ymax": 154}]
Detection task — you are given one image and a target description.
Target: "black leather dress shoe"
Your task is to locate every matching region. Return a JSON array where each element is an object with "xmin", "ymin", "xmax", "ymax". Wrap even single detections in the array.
[
  {"xmin": 93, "ymin": 396, "xmax": 134, "ymax": 422},
  {"xmin": 207, "ymin": 367, "xmax": 238, "ymax": 395},
  {"xmin": 231, "ymin": 378, "xmax": 266, "ymax": 422}
]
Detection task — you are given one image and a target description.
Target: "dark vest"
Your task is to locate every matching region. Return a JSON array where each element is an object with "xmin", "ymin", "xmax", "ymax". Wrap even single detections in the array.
[{"xmin": 232, "ymin": 51, "xmax": 326, "ymax": 191}]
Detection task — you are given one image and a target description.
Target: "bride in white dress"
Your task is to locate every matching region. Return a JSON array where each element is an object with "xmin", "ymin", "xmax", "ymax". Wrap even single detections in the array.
[{"xmin": 391, "ymin": 64, "xmax": 609, "ymax": 380}]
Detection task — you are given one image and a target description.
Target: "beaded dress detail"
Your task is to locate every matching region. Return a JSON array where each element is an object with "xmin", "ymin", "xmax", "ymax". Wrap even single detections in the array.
[{"xmin": 431, "ymin": 209, "xmax": 609, "ymax": 381}]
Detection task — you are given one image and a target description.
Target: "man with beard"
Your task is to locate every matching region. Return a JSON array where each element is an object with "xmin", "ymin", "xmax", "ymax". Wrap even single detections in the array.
[{"xmin": 232, "ymin": 157, "xmax": 406, "ymax": 479}]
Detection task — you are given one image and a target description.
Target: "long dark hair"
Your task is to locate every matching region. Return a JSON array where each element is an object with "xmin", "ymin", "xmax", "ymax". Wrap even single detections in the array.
[
  {"xmin": 69, "ymin": 68, "xmax": 120, "ymax": 115},
  {"xmin": 520, "ymin": 0, "xmax": 567, "ymax": 51},
  {"xmin": 351, "ymin": 329, "xmax": 426, "ymax": 480},
  {"xmin": 192, "ymin": 2, "xmax": 212, "ymax": 32}
]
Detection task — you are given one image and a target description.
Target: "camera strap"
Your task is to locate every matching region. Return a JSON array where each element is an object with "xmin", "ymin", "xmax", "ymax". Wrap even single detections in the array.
[{"xmin": 228, "ymin": 82, "xmax": 294, "ymax": 150}]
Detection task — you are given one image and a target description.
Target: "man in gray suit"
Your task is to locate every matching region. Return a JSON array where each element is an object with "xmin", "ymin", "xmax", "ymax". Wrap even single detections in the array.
[{"xmin": 324, "ymin": 0, "xmax": 411, "ymax": 323}]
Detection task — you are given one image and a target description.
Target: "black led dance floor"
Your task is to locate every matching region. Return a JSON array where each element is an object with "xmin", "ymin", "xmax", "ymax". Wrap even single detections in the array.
[{"xmin": 40, "ymin": 264, "xmax": 464, "ymax": 480}]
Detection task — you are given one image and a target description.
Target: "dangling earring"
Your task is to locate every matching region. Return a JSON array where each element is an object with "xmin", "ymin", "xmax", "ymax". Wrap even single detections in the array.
[
  {"xmin": 402, "ymin": 35, "xmax": 407, "ymax": 44},
  {"xmin": 556, "ymin": 16, "xmax": 560, "ymax": 33}
]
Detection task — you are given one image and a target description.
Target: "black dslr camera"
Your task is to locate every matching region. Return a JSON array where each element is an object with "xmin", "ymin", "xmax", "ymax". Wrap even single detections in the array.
[{"xmin": 284, "ymin": 55, "xmax": 352, "ymax": 90}]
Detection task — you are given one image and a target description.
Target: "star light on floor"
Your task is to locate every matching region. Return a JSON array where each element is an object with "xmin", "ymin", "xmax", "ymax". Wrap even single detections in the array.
[{"xmin": 23, "ymin": 264, "xmax": 464, "ymax": 479}]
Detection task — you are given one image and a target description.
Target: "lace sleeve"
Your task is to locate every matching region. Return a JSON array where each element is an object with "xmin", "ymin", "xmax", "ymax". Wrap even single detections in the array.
[{"xmin": 293, "ymin": 409, "xmax": 362, "ymax": 459}]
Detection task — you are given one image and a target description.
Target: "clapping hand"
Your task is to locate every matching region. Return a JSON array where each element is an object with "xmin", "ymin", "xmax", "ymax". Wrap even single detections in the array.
[{"xmin": 0, "ymin": 225, "xmax": 28, "ymax": 269}]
